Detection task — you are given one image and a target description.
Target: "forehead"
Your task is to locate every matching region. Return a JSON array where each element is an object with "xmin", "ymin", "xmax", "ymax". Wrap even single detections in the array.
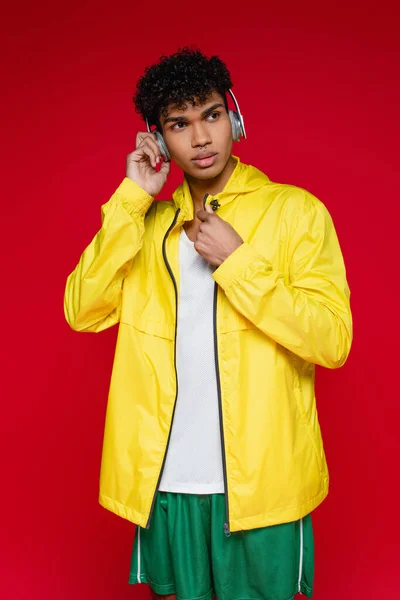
[{"xmin": 162, "ymin": 90, "xmax": 225, "ymax": 118}]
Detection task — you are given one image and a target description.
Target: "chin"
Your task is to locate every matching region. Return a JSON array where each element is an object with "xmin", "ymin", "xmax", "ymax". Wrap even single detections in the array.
[{"xmin": 191, "ymin": 166, "xmax": 223, "ymax": 180}]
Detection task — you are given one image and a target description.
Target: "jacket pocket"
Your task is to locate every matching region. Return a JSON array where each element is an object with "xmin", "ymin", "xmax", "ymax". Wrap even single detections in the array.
[
  {"xmin": 293, "ymin": 386, "xmax": 324, "ymax": 473},
  {"xmin": 120, "ymin": 310, "xmax": 174, "ymax": 340},
  {"xmin": 289, "ymin": 354, "xmax": 324, "ymax": 474}
]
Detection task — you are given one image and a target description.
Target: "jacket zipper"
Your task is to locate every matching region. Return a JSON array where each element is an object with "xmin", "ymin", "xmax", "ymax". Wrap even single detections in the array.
[
  {"xmin": 145, "ymin": 207, "xmax": 181, "ymax": 529},
  {"xmin": 213, "ymin": 281, "xmax": 231, "ymax": 536},
  {"xmin": 146, "ymin": 199, "xmax": 230, "ymax": 535},
  {"xmin": 203, "ymin": 193, "xmax": 231, "ymax": 536}
]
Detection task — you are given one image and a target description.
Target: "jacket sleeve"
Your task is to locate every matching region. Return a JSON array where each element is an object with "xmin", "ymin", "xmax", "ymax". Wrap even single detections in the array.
[
  {"xmin": 212, "ymin": 193, "xmax": 353, "ymax": 369},
  {"xmin": 64, "ymin": 178, "xmax": 154, "ymax": 333}
]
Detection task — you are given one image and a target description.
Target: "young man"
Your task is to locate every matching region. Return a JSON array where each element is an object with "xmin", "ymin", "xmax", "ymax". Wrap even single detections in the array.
[{"xmin": 64, "ymin": 48, "xmax": 352, "ymax": 600}]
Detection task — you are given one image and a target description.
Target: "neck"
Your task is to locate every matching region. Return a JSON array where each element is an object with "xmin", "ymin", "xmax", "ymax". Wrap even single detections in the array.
[{"xmin": 185, "ymin": 155, "xmax": 236, "ymax": 208}]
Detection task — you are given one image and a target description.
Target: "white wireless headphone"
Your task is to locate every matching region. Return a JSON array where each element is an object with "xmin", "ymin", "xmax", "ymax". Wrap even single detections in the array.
[{"xmin": 145, "ymin": 88, "xmax": 246, "ymax": 162}]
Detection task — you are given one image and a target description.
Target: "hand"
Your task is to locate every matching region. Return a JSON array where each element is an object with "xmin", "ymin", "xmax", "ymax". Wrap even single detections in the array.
[
  {"xmin": 126, "ymin": 131, "xmax": 171, "ymax": 197},
  {"xmin": 195, "ymin": 204, "xmax": 244, "ymax": 267}
]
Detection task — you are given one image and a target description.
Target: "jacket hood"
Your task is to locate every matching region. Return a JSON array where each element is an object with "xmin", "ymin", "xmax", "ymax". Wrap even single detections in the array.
[{"xmin": 172, "ymin": 155, "xmax": 270, "ymax": 222}]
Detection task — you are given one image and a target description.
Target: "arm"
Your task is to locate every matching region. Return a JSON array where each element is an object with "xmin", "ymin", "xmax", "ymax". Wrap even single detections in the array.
[
  {"xmin": 64, "ymin": 178, "xmax": 154, "ymax": 332},
  {"xmin": 212, "ymin": 194, "xmax": 353, "ymax": 369},
  {"xmin": 64, "ymin": 130, "xmax": 170, "ymax": 333}
]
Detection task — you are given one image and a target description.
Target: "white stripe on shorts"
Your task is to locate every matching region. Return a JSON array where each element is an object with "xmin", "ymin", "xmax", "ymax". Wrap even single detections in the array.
[
  {"xmin": 137, "ymin": 526, "xmax": 141, "ymax": 583},
  {"xmin": 297, "ymin": 518, "xmax": 304, "ymax": 593}
]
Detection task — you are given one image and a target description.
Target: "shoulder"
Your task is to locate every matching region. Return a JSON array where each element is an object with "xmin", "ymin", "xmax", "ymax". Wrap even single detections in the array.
[
  {"xmin": 263, "ymin": 179, "xmax": 333, "ymax": 226},
  {"xmin": 242, "ymin": 162, "xmax": 329, "ymax": 218}
]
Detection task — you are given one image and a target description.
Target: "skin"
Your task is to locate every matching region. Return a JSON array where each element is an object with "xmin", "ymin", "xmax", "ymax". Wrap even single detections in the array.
[{"xmin": 126, "ymin": 91, "xmax": 244, "ymax": 266}]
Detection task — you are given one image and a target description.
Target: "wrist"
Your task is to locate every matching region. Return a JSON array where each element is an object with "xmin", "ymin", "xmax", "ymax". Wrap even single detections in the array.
[
  {"xmin": 222, "ymin": 240, "xmax": 244, "ymax": 263},
  {"xmin": 116, "ymin": 178, "xmax": 154, "ymax": 216}
]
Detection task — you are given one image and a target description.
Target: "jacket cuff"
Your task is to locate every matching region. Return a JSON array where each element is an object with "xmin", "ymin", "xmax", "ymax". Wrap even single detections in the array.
[
  {"xmin": 114, "ymin": 177, "xmax": 154, "ymax": 216},
  {"xmin": 212, "ymin": 242, "xmax": 266, "ymax": 290}
]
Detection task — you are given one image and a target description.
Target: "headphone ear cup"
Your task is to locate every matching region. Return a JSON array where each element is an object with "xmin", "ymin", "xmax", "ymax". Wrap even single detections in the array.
[
  {"xmin": 229, "ymin": 110, "xmax": 242, "ymax": 142},
  {"xmin": 154, "ymin": 131, "xmax": 171, "ymax": 161}
]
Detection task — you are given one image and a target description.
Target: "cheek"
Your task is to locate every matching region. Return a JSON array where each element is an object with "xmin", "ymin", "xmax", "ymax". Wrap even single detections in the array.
[
  {"xmin": 163, "ymin": 132, "xmax": 190, "ymax": 163},
  {"xmin": 217, "ymin": 118, "xmax": 233, "ymax": 146}
]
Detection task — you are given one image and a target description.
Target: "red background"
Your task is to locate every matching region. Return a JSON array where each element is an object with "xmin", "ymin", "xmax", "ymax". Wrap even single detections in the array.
[{"xmin": 1, "ymin": 2, "xmax": 399, "ymax": 599}]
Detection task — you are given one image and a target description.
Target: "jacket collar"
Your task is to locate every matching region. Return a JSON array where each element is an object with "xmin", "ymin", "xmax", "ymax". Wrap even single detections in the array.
[{"xmin": 172, "ymin": 155, "xmax": 270, "ymax": 223}]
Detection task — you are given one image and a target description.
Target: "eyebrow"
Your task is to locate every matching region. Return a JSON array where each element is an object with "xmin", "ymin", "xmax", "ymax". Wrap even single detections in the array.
[{"xmin": 163, "ymin": 103, "xmax": 225, "ymax": 125}]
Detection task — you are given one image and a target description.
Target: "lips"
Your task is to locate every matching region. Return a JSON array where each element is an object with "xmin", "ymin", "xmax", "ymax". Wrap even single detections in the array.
[{"xmin": 192, "ymin": 152, "xmax": 218, "ymax": 168}]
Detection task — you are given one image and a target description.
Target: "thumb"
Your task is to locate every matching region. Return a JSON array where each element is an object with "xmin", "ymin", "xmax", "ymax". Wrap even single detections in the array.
[{"xmin": 159, "ymin": 159, "xmax": 171, "ymax": 176}]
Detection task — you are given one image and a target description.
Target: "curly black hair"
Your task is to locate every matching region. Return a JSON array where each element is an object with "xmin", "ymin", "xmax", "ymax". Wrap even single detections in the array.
[{"xmin": 133, "ymin": 47, "xmax": 233, "ymax": 128}]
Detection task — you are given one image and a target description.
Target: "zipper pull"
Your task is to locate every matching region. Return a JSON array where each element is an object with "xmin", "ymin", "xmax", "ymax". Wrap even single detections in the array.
[
  {"xmin": 224, "ymin": 522, "xmax": 231, "ymax": 537},
  {"xmin": 210, "ymin": 199, "xmax": 221, "ymax": 211},
  {"xmin": 203, "ymin": 193, "xmax": 221, "ymax": 212}
]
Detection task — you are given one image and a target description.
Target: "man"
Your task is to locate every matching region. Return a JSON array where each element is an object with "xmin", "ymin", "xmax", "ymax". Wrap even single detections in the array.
[{"xmin": 64, "ymin": 47, "xmax": 352, "ymax": 600}]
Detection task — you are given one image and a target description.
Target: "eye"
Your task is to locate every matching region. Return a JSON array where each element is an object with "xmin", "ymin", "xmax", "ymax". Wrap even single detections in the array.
[
  {"xmin": 206, "ymin": 111, "xmax": 220, "ymax": 122},
  {"xmin": 171, "ymin": 121, "xmax": 187, "ymax": 130}
]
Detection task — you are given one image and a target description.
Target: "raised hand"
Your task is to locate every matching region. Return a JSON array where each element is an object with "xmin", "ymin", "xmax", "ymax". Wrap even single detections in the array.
[{"xmin": 126, "ymin": 131, "xmax": 171, "ymax": 197}]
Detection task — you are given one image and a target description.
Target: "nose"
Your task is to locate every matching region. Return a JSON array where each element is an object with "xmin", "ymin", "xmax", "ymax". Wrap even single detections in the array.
[{"xmin": 191, "ymin": 122, "xmax": 212, "ymax": 148}]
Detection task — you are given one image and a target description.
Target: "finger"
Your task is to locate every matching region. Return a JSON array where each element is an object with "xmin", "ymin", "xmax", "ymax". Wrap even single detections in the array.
[
  {"xmin": 133, "ymin": 144, "xmax": 158, "ymax": 168},
  {"xmin": 205, "ymin": 203, "xmax": 214, "ymax": 214},
  {"xmin": 196, "ymin": 209, "xmax": 211, "ymax": 222},
  {"xmin": 159, "ymin": 159, "xmax": 171, "ymax": 176},
  {"xmin": 196, "ymin": 231, "xmax": 206, "ymax": 242},
  {"xmin": 194, "ymin": 239, "xmax": 204, "ymax": 253},
  {"xmin": 199, "ymin": 222, "xmax": 211, "ymax": 233},
  {"xmin": 138, "ymin": 137, "xmax": 162, "ymax": 162},
  {"xmin": 136, "ymin": 131, "xmax": 157, "ymax": 147},
  {"xmin": 136, "ymin": 136, "xmax": 162, "ymax": 165}
]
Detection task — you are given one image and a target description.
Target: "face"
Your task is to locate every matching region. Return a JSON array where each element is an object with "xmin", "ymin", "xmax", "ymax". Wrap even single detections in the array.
[{"xmin": 160, "ymin": 90, "xmax": 233, "ymax": 180}]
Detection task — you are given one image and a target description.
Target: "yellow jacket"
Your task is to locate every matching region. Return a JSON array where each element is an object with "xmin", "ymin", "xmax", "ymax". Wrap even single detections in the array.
[{"xmin": 64, "ymin": 157, "xmax": 352, "ymax": 533}]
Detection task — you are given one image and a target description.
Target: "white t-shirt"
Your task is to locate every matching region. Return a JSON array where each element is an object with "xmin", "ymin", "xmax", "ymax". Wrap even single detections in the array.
[{"xmin": 158, "ymin": 227, "xmax": 224, "ymax": 494}]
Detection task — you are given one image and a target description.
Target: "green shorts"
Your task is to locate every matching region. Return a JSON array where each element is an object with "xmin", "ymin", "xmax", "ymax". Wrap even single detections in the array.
[{"xmin": 129, "ymin": 492, "xmax": 314, "ymax": 600}]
